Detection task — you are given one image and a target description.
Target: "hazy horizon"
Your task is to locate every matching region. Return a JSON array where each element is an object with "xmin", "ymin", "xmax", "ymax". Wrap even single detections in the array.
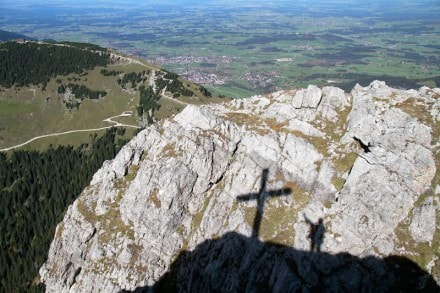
[{"xmin": 1, "ymin": 0, "xmax": 439, "ymax": 95}]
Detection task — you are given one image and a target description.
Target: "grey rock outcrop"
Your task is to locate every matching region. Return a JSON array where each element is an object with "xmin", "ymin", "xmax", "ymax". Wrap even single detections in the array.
[
  {"xmin": 291, "ymin": 84, "xmax": 322, "ymax": 108},
  {"xmin": 40, "ymin": 81, "xmax": 439, "ymax": 292},
  {"xmin": 410, "ymin": 197, "xmax": 437, "ymax": 243}
]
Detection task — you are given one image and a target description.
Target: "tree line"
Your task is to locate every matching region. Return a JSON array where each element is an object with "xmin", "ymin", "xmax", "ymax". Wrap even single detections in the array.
[
  {"xmin": 58, "ymin": 83, "xmax": 107, "ymax": 100},
  {"xmin": 100, "ymin": 69, "xmax": 123, "ymax": 77},
  {"xmin": 137, "ymin": 85, "xmax": 161, "ymax": 124},
  {"xmin": 57, "ymin": 41, "xmax": 108, "ymax": 52},
  {"xmin": 117, "ymin": 71, "xmax": 149, "ymax": 89},
  {"xmin": 0, "ymin": 42, "xmax": 111, "ymax": 88},
  {"xmin": 0, "ymin": 128, "xmax": 130, "ymax": 292}
]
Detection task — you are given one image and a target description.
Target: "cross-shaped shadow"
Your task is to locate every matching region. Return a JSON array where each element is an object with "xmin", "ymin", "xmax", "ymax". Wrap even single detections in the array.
[
  {"xmin": 124, "ymin": 172, "xmax": 440, "ymax": 293},
  {"xmin": 237, "ymin": 169, "xmax": 291, "ymax": 238}
]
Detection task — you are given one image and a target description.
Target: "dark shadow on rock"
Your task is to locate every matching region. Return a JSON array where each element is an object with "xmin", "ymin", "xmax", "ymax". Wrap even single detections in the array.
[
  {"xmin": 123, "ymin": 168, "xmax": 439, "ymax": 292},
  {"xmin": 304, "ymin": 216, "xmax": 325, "ymax": 252},
  {"xmin": 237, "ymin": 169, "xmax": 291, "ymax": 239},
  {"xmin": 124, "ymin": 232, "xmax": 439, "ymax": 293}
]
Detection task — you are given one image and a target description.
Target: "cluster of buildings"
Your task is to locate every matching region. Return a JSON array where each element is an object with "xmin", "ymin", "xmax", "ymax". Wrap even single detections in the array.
[
  {"xmin": 154, "ymin": 55, "xmax": 235, "ymax": 65},
  {"xmin": 182, "ymin": 70, "xmax": 226, "ymax": 85}
]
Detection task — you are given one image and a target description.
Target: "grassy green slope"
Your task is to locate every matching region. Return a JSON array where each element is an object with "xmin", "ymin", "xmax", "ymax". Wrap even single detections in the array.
[{"xmin": 0, "ymin": 41, "xmax": 226, "ymax": 151}]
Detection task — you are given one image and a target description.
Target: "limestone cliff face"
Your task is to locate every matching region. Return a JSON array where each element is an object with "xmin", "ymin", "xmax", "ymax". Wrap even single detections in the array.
[{"xmin": 40, "ymin": 81, "xmax": 440, "ymax": 292}]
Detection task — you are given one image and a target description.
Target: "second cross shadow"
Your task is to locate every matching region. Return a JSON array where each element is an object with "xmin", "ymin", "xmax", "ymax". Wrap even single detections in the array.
[{"xmin": 237, "ymin": 169, "xmax": 291, "ymax": 239}]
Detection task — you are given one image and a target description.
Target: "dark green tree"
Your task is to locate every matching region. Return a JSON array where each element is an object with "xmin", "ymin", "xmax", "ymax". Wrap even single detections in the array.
[{"xmin": 0, "ymin": 128, "xmax": 130, "ymax": 292}]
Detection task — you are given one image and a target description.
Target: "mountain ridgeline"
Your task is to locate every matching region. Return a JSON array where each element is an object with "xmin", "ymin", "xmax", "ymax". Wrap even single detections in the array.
[
  {"xmin": 0, "ymin": 41, "xmax": 110, "ymax": 89},
  {"xmin": 0, "ymin": 29, "xmax": 35, "ymax": 42},
  {"xmin": 0, "ymin": 40, "xmax": 220, "ymax": 292},
  {"xmin": 40, "ymin": 81, "xmax": 440, "ymax": 292},
  {"xmin": 0, "ymin": 40, "xmax": 218, "ymax": 151},
  {"xmin": 2, "ymin": 39, "xmax": 438, "ymax": 292}
]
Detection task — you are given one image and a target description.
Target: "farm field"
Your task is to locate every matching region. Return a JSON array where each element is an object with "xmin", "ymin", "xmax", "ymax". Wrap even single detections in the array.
[{"xmin": 1, "ymin": 0, "xmax": 439, "ymax": 97}]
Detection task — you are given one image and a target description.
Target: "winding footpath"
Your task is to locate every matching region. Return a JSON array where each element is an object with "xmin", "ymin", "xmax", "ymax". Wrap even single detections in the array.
[
  {"xmin": 0, "ymin": 112, "xmax": 140, "ymax": 152},
  {"xmin": 160, "ymin": 88, "xmax": 190, "ymax": 106},
  {"xmin": 1, "ymin": 47, "xmax": 194, "ymax": 153}
]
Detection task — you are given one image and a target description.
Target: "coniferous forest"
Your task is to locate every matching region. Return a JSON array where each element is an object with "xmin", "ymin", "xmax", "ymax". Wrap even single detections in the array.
[
  {"xmin": 0, "ymin": 41, "xmax": 110, "ymax": 88},
  {"xmin": 0, "ymin": 128, "xmax": 130, "ymax": 292},
  {"xmin": 137, "ymin": 85, "xmax": 161, "ymax": 119},
  {"xmin": 61, "ymin": 83, "xmax": 107, "ymax": 100},
  {"xmin": 0, "ymin": 40, "xmax": 212, "ymax": 291}
]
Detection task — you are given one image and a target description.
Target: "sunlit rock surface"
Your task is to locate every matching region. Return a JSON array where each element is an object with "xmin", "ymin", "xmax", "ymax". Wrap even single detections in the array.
[{"xmin": 40, "ymin": 81, "xmax": 439, "ymax": 292}]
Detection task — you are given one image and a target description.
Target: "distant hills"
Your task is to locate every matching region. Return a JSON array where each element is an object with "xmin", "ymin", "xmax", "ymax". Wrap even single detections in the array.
[{"xmin": 0, "ymin": 29, "xmax": 35, "ymax": 41}]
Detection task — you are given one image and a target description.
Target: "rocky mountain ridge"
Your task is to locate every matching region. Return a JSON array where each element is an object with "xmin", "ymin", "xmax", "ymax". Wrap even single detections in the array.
[{"xmin": 40, "ymin": 81, "xmax": 440, "ymax": 292}]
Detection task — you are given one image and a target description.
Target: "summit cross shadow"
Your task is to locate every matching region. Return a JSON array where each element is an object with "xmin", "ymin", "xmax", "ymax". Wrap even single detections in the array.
[
  {"xmin": 124, "ymin": 169, "xmax": 439, "ymax": 293},
  {"xmin": 237, "ymin": 169, "xmax": 291, "ymax": 239}
]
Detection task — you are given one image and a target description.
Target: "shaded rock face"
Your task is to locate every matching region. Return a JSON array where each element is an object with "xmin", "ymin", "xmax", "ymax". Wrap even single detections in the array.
[
  {"xmin": 40, "ymin": 81, "xmax": 440, "ymax": 292},
  {"xmin": 139, "ymin": 232, "xmax": 438, "ymax": 293}
]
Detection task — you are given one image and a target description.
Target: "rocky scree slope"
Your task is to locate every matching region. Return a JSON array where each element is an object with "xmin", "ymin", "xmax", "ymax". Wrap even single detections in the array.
[{"xmin": 40, "ymin": 81, "xmax": 440, "ymax": 292}]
